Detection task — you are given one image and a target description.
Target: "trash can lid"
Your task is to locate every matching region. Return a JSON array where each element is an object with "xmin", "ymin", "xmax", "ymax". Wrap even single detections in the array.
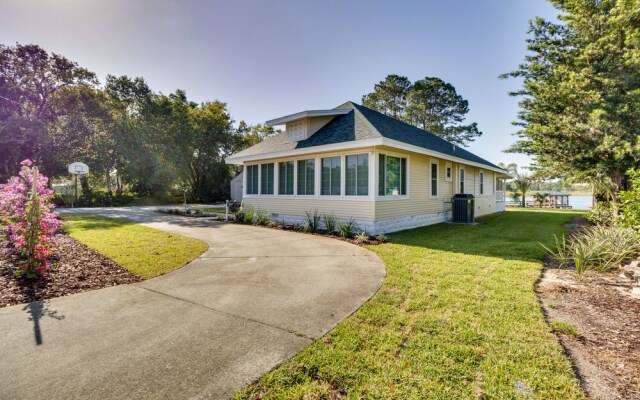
[{"xmin": 453, "ymin": 193, "xmax": 474, "ymax": 199}]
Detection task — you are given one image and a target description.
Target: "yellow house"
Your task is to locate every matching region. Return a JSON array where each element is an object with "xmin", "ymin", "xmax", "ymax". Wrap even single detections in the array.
[{"xmin": 226, "ymin": 102, "xmax": 509, "ymax": 234}]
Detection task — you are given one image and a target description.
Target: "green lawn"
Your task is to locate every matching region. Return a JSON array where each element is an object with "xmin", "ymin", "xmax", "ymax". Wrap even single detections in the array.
[
  {"xmin": 235, "ymin": 209, "xmax": 585, "ymax": 399},
  {"xmin": 62, "ymin": 214, "xmax": 208, "ymax": 279}
]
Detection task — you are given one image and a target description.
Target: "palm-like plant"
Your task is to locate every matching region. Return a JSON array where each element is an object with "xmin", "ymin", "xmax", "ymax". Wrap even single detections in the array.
[
  {"xmin": 513, "ymin": 170, "xmax": 533, "ymax": 208},
  {"xmin": 533, "ymin": 192, "xmax": 549, "ymax": 207}
]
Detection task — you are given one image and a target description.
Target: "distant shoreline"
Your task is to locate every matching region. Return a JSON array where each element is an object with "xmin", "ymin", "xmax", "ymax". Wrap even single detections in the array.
[{"xmin": 507, "ymin": 191, "xmax": 592, "ymax": 197}]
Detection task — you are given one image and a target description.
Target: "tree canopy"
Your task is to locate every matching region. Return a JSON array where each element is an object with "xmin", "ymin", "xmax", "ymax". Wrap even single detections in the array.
[
  {"xmin": 362, "ymin": 74, "xmax": 482, "ymax": 146},
  {"xmin": 502, "ymin": 0, "xmax": 640, "ymax": 197},
  {"xmin": 0, "ymin": 43, "xmax": 261, "ymax": 202}
]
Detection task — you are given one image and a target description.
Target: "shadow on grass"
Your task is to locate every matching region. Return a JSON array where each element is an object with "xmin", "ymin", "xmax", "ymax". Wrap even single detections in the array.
[{"xmin": 386, "ymin": 209, "xmax": 584, "ymax": 262}]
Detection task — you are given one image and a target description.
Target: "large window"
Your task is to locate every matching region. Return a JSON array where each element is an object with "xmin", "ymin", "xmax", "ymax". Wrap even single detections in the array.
[
  {"xmin": 378, "ymin": 154, "xmax": 407, "ymax": 196},
  {"xmin": 246, "ymin": 165, "xmax": 259, "ymax": 195},
  {"xmin": 321, "ymin": 156, "xmax": 341, "ymax": 195},
  {"xmin": 459, "ymin": 168, "xmax": 465, "ymax": 193},
  {"xmin": 278, "ymin": 161, "xmax": 294, "ymax": 195},
  {"xmin": 346, "ymin": 154, "xmax": 369, "ymax": 196},
  {"xmin": 297, "ymin": 159, "xmax": 315, "ymax": 195},
  {"xmin": 430, "ymin": 162, "xmax": 438, "ymax": 197},
  {"xmin": 479, "ymin": 171, "xmax": 484, "ymax": 195},
  {"xmin": 260, "ymin": 163, "xmax": 274, "ymax": 195}
]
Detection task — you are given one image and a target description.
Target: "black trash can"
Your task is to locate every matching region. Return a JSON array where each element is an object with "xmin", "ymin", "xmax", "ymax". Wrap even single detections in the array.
[{"xmin": 453, "ymin": 194, "xmax": 475, "ymax": 223}]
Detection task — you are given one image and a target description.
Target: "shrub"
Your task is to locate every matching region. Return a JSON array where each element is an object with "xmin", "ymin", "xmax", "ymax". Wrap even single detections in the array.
[
  {"xmin": 550, "ymin": 320, "xmax": 578, "ymax": 337},
  {"xmin": 354, "ymin": 231, "xmax": 370, "ymax": 244},
  {"xmin": 543, "ymin": 225, "xmax": 640, "ymax": 277},
  {"xmin": 243, "ymin": 208, "xmax": 256, "ymax": 224},
  {"xmin": 304, "ymin": 210, "xmax": 321, "ymax": 233},
  {"xmin": 76, "ymin": 191, "xmax": 134, "ymax": 207},
  {"xmin": 618, "ymin": 168, "xmax": 640, "ymax": 230},
  {"xmin": 375, "ymin": 234, "xmax": 389, "ymax": 243},
  {"xmin": 586, "ymin": 201, "xmax": 616, "ymax": 226},
  {"xmin": 0, "ymin": 160, "xmax": 63, "ymax": 279},
  {"xmin": 322, "ymin": 213, "xmax": 337, "ymax": 234},
  {"xmin": 337, "ymin": 218, "xmax": 358, "ymax": 238},
  {"xmin": 234, "ymin": 209, "xmax": 248, "ymax": 224},
  {"xmin": 253, "ymin": 209, "xmax": 269, "ymax": 226}
]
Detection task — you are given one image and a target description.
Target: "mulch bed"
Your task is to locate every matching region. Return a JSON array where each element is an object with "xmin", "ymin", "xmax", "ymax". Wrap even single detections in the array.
[
  {"xmin": 0, "ymin": 235, "xmax": 141, "ymax": 308},
  {"xmin": 537, "ymin": 218, "xmax": 640, "ymax": 400}
]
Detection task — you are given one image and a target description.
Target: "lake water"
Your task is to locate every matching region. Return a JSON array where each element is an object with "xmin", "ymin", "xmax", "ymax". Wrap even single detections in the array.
[{"xmin": 524, "ymin": 195, "xmax": 593, "ymax": 210}]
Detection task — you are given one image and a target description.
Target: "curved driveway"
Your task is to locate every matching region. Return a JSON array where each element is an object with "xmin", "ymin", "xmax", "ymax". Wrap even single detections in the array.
[{"xmin": 0, "ymin": 207, "xmax": 385, "ymax": 399}]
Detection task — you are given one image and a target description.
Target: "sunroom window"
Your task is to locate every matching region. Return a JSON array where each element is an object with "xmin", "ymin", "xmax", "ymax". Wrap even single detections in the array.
[
  {"xmin": 378, "ymin": 154, "xmax": 407, "ymax": 196},
  {"xmin": 246, "ymin": 165, "xmax": 259, "ymax": 195},
  {"xmin": 278, "ymin": 161, "xmax": 294, "ymax": 195},
  {"xmin": 260, "ymin": 163, "xmax": 274, "ymax": 195},
  {"xmin": 297, "ymin": 159, "xmax": 315, "ymax": 195},
  {"xmin": 321, "ymin": 156, "xmax": 341, "ymax": 195},
  {"xmin": 346, "ymin": 154, "xmax": 369, "ymax": 196}
]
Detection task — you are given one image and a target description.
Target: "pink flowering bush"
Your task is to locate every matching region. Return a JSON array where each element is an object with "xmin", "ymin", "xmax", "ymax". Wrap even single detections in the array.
[{"xmin": 0, "ymin": 160, "xmax": 63, "ymax": 279}]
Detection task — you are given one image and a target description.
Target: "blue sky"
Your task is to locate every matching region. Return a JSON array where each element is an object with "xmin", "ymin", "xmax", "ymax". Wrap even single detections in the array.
[{"xmin": 0, "ymin": 0, "xmax": 558, "ymax": 167}]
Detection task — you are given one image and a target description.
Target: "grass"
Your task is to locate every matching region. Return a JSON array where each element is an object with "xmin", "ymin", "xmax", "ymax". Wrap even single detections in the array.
[
  {"xmin": 235, "ymin": 209, "xmax": 586, "ymax": 399},
  {"xmin": 62, "ymin": 214, "xmax": 208, "ymax": 279},
  {"xmin": 551, "ymin": 320, "xmax": 579, "ymax": 337}
]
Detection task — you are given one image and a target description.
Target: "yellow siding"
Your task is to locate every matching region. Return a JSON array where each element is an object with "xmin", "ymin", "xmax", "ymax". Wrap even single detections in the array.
[
  {"xmin": 243, "ymin": 145, "xmax": 500, "ymax": 223},
  {"xmin": 373, "ymin": 147, "xmax": 499, "ymax": 220},
  {"xmin": 375, "ymin": 152, "xmax": 453, "ymax": 220},
  {"xmin": 244, "ymin": 198, "xmax": 374, "ymax": 220}
]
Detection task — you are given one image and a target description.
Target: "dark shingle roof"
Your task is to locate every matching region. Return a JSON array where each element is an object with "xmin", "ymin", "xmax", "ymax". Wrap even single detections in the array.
[{"xmin": 229, "ymin": 102, "xmax": 504, "ymax": 171}]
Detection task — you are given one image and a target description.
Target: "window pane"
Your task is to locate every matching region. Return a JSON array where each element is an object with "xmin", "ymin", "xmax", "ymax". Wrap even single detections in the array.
[
  {"xmin": 401, "ymin": 157, "xmax": 407, "ymax": 195},
  {"xmin": 431, "ymin": 163, "xmax": 438, "ymax": 196},
  {"xmin": 385, "ymin": 156, "xmax": 400, "ymax": 195},
  {"xmin": 357, "ymin": 154, "xmax": 368, "ymax": 196},
  {"xmin": 321, "ymin": 158, "xmax": 331, "ymax": 195},
  {"xmin": 378, "ymin": 154, "xmax": 385, "ymax": 196},
  {"xmin": 279, "ymin": 161, "xmax": 293, "ymax": 195},
  {"xmin": 331, "ymin": 157, "xmax": 341, "ymax": 195},
  {"xmin": 306, "ymin": 160, "xmax": 314, "ymax": 195},
  {"xmin": 321, "ymin": 156, "xmax": 340, "ymax": 196},
  {"xmin": 346, "ymin": 155, "xmax": 357, "ymax": 196},
  {"xmin": 346, "ymin": 154, "xmax": 368, "ymax": 196},
  {"xmin": 261, "ymin": 163, "xmax": 273, "ymax": 195},
  {"xmin": 286, "ymin": 161, "xmax": 294, "ymax": 194},
  {"xmin": 247, "ymin": 165, "xmax": 258, "ymax": 195}
]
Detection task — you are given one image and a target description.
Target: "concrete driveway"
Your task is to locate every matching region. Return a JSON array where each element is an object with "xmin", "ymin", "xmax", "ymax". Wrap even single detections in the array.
[{"xmin": 0, "ymin": 207, "xmax": 385, "ymax": 399}]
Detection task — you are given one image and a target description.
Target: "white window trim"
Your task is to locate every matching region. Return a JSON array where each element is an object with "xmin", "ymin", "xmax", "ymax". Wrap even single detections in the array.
[
  {"xmin": 429, "ymin": 159, "xmax": 439, "ymax": 198},
  {"xmin": 445, "ymin": 161, "xmax": 452, "ymax": 182},
  {"xmin": 458, "ymin": 166, "xmax": 465, "ymax": 194},
  {"xmin": 479, "ymin": 171, "xmax": 484, "ymax": 196},
  {"xmin": 375, "ymin": 151, "xmax": 411, "ymax": 201}
]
